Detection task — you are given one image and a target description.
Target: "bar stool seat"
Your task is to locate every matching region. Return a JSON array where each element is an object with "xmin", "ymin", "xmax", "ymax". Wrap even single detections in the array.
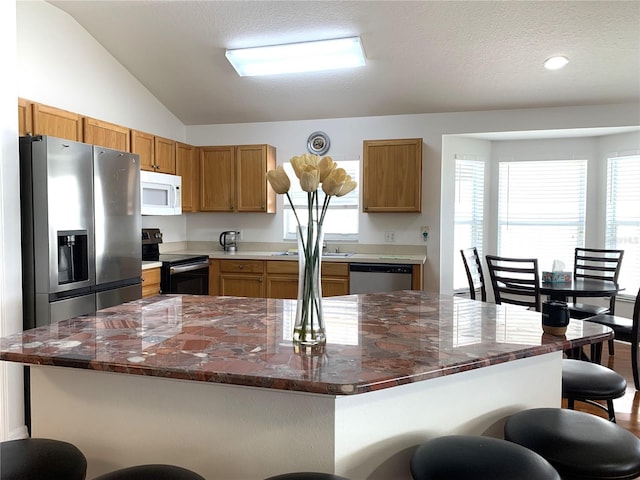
[
  {"xmin": 93, "ymin": 464, "xmax": 205, "ymax": 480},
  {"xmin": 410, "ymin": 435, "xmax": 561, "ymax": 480},
  {"xmin": 562, "ymin": 358, "xmax": 627, "ymax": 422},
  {"xmin": 0, "ymin": 438, "xmax": 87, "ymax": 480},
  {"xmin": 264, "ymin": 473, "xmax": 350, "ymax": 480},
  {"xmin": 505, "ymin": 408, "xmax": 640, "ymax": 479}
]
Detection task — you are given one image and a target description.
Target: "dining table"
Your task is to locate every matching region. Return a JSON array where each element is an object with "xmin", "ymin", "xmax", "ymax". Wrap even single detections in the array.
[{"xmin": 540, "ymin": 278, "xmax": 624, "ymax": 302}]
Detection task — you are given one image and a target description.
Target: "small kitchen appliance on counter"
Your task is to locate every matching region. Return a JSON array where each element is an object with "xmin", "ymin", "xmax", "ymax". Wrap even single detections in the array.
[
  {"xmin": 142, "ymin": 228, "xmax": 209, "ymax": 294},
  {"xmin": 219, "ymin": 231, "xmax": 240, "ymax": 252}
]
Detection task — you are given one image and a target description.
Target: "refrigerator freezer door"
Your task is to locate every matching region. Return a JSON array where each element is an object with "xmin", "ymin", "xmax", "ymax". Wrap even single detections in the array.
[
  {"xmin": 47, "ymin": 294, "xmax": 96, "ymax": 326},
  {"xmin": 93, "ymin": 147, "xmax": 142, "ymax": 285},
  {"xmin": 96, "ymin": 283, "xmax": 142, "ymax": 311}
]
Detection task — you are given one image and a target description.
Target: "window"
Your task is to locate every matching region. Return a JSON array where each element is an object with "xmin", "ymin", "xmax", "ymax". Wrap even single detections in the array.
[
  {"xmin": 497, "ymin": 160, "xmax": 587, "ymax": 271},
  {"xmin": 606, "ymin": 153, "xmax": 640, "ymax": 294},
  {"xmin": 282, "ymin": 160, "xmax": 360, "ymax": 241},
  {"xmin": 453, "ymin": 156, "xmax": 485, "ymax": 291}
]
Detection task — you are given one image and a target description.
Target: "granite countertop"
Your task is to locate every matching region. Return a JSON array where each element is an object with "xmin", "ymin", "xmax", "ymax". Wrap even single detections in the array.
[{"xmin": 0, "ymin": 291, "xmax": 611, "ymax": 395}]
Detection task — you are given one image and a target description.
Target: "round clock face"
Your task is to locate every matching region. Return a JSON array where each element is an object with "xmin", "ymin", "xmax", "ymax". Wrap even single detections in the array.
[{"xmin": 307, "ymin": 131, "xmax": 330, "ymax": 155}]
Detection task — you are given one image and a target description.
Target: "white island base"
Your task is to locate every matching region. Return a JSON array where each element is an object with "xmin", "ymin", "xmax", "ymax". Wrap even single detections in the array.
[{"xmin": 30, "ymin": 352, "xmax": 561, "ymax": 480}]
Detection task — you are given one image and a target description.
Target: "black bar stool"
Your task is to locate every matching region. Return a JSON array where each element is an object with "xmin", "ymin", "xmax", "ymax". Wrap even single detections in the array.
[
  {"xmin": 505, "ymin": 408, "xmax": 640, "ymax": 479},
  {"xmin": 264, "ymin": 474, "xmax": 350, "ymax": 480},
  {"xmin": 0, "ymin": 438, "xmax": 87, "ymax": 480},
  {"xmin": 93, "ymin": 464, "xmax": 205, "ymax": 480},
  {"xmin": 410, "ymin": 435, "xmax": 561, "ymax": 479},
  {"xmin": 562, "ymin": 358, "xmax": 627, "ymax": 422}
]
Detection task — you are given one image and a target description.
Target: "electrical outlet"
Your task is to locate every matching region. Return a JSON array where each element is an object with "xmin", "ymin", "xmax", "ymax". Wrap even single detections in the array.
[
  {"xmin": 238, "ymin": 230, "xmax": 243, "ymax": 240},
  {"xmin": 384, "ymin": 231, "xmax": 395, "ymax": 243},
  {"xmin": 421, "ymin": 226, "xmax": 430, "ymax": 241}
]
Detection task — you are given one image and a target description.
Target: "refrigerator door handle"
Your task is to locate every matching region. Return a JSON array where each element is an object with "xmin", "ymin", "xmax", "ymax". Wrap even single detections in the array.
[{"xmin": 169, "ymin": 260, "xmax": 210, "ymax": 275}]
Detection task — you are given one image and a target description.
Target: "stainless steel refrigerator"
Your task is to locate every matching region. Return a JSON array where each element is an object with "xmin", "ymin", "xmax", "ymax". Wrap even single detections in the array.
[{"xmin": 20, "ymin": 135, "xmax": 142, "ymax": 329}]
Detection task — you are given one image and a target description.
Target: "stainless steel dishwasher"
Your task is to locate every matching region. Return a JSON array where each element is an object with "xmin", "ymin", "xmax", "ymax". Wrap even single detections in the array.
[{"xmin": 349, "ymin": 263, "xmax": 413, "ymax": 294}]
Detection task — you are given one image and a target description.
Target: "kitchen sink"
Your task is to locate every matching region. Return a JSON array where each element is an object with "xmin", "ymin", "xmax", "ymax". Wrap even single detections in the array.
[{"xmin": 323, "ymin": 252, "xmax": 354, "ymax": 257}]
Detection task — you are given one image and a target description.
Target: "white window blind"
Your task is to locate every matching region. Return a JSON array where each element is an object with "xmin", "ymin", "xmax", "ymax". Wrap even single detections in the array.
[
  {"xmin": 283, "ymin": 160, "xmax": 360, "ymax": 241},
  {"xmin": 453, "ymin": 156, "xmax": 485, "ymax": 291},
  {"xmin": 497, "ymin": 159, "xmax": 587, "ymax": 271},
  {"xmin": 606, "ymin": 153, "xmax": 640, "ymax": 294}
]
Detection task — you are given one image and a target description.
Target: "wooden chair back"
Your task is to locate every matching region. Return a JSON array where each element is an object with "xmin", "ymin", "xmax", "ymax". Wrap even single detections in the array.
[
  {"xmin": 460, "ymin": 247, "xmax": 486, "ymax": 301},
  {"xmin": 486, "ymin": 255, "xmax": 541, "ymax": 311}
]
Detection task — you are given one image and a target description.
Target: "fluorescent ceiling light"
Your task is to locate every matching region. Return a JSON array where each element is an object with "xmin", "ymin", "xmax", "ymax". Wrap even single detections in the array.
[
  {"xmin": 544, "ymin": 56, "xmax": 569, "ymax": 70},
  {"xmin": 225, "ymin": 37, "xmax": 366, "ymax": 77}
]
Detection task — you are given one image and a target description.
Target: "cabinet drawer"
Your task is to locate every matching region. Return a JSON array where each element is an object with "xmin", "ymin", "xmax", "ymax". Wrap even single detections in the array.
[
  {"xmin": 142, "ymin": 268, "xmax": 161, "ymax": 285},
  {"xmin": 323, "ymin": 263, "xmax": 349, "ymax": 277},
  {"xmin": 220, "ymin": 260, "xmax": 264, "ymax": 274},
  {"xmin": 267, "ymin": 260, "xmax": 298, "ymax": 274}
]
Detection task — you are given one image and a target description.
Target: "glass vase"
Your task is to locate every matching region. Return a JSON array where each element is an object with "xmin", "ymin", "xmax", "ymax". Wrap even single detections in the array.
[{"xmin": 293, "ymin": 223, "xmax": 326, "ymax": 347}]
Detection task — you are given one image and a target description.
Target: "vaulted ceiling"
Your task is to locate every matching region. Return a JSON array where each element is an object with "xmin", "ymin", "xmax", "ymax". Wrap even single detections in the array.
[{"xmin": 47, "ymin": 0, "xmax": 640, "ymax": 126}]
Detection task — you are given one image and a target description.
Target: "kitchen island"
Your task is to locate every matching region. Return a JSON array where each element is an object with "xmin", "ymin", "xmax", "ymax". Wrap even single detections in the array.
[{"xmin": 0, "ymin": 291, "xmax": 611, "ymax": 479}]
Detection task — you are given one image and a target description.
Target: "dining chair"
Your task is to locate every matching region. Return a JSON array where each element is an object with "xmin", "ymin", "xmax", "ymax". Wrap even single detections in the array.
[
  {"xmin": 584, "ymin": 287, "xmax": 640, "ymax": 389},
  {"xmin": 485, "ymin": 255, "xmax": 540, "ymax": 311},
  {"xmin": 460, "ymin": 247, "xmax": 486, "ymax": 301},
  {"xmin": 570, "ymin": 247, "xmax": 624, "ymax": 356},
  {"xmin": 570, "ymin": 247, "xmax": 624, "ymax": 318}
]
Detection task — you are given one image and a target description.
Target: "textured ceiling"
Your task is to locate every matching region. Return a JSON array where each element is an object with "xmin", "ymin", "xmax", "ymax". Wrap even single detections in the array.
[{"xmin": 47, "ymin": 0, "xmax": 640, "ymax": 126}]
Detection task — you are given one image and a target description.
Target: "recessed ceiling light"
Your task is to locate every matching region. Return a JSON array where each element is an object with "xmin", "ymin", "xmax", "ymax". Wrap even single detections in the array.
[
  {"xmin": 225, "ymin": 37, "xmax": 366, "ymax": 77},
  {"xmin": 544, "ymin": 56, "xmax": 569, "ymax": 70}
]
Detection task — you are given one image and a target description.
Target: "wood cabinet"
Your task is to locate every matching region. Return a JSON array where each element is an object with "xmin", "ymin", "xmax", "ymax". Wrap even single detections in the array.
[
  {"xmin": 176, "ymin": 142, "xmax": 199, "ymax": 212},
  {"xmin": 320, "ymin": 263, "xmax": 350, "ymax": 297},
  {"xmin": 266, "ymin": 261, "xmax": 349, "ymax": 299},
  {"xmin": 18, "ymin": 98, "xmax": 33, "ymax": 136},
  {"xmin": 141, "ymin": 268, "xmax": 161, "ymax": 298},
  {"xmin": 131, "ymin": 130, "xmax": 155, "ymax": 171},
  {"xmin": 83, "ymin": 117, "xmax": 130, "ymax": 151},
  {"xmin": 200, "ymin": 144, "xmax": 276, "ymax": 213},
  {"xmin": 154, "ymin": 136, "xmax": 176, "ymax": 174},
  {"xmin": 362, "ymin": 138, "xmax": 423, "ymax": 212},
  {"xmin": 131, "ymin": 131, "xmax": 175, "ymax": 173},
  {"xmin": 32, "ymin": 103, "xmax": 83, "ymax": 141},
  {"xmin": 218, "ymin": 259, "xmax": 265, "ymax": 297}
]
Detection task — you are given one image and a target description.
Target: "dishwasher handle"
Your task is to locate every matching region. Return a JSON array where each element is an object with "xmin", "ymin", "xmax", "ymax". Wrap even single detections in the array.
[{"xmin": 348, "ymin": 263, "xmax": 413, "ymax": 274}]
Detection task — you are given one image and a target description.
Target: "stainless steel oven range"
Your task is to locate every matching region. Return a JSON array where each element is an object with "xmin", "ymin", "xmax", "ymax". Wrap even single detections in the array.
[{"xmin": 142, "ymin": 228, "xmax": 209, "ymax": 295}]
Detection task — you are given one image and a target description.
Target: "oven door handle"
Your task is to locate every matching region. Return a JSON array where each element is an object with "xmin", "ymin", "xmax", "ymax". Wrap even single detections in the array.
[{"xmin": 169, "ymin": 260, "xmax": 210, "ymax": 275}]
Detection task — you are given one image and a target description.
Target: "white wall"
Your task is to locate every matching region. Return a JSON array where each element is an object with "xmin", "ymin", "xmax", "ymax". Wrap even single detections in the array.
[
  {"xmin": 1, "ymin": 0, "xmax": 27, "ymax": 440},
  {"xmin": 17, "ymin": 0, "xmax": 185, "ymax": 141}
]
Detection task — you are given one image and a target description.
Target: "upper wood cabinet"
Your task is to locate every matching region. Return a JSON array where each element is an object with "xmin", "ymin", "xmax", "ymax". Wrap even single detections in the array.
[
  {"xmin": 362, "ymin": 138, "xmax": 423, "ymax": 213},
  {"xmin": 32, "ymin": 103, "xmax": 83, "ymax": 142},
  {"xmin": 18, "ymin": 98, "xmax": 33, "ymax": 136},
  {"xmin": 132, "ymin": 131, "xmax": 175, "ymax": 174},
  {"xmin": 200, "ymin": 146, "xmax": 235, "ymax": 211},
  {"xmin": 200, "ymin": 144, "xmax": 276, "ymax": 213},
  {"xmin": 83, "ymin": 117, "xmax": 130, "ymax": 151},
  {"xmin": 154, "ymin": 136, "xmax": 176, "ymax": 174},
  {"xmin": 176, "ymin": 142, "xmax": 199, "ymax": 212},
  {"xmin": 131, "ymin": 130, "xmax": 155, "ymax": 171}
]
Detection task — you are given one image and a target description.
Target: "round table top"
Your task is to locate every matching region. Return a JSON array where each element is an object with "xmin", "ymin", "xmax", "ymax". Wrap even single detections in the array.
[{"xmin": 540, "ymin": 278, "xmax": 622, "ymax": 298}]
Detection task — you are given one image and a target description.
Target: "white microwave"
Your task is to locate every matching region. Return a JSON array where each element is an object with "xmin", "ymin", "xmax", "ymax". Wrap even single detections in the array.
[{"xmin": 140, "ymin": 170, "xmax": 182, "ymax": 215}]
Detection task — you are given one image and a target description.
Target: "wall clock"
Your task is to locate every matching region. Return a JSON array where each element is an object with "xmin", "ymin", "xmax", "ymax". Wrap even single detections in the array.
[{"xmin": 306, "ymin": 131, "xmax": 330, "ymax": 156}]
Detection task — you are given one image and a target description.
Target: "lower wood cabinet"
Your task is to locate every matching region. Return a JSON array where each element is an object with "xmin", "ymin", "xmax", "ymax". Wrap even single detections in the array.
[
  {"xmin": 141, "ymin": 268, "xmax": 161, "ymax": 298},
  {"xmin": 211, "ymin": 260, "xmax": 350, "ymax": 299},
  {"xmin": 217, "ymin": 259, "xmax": 265, "ymax": 297}
]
